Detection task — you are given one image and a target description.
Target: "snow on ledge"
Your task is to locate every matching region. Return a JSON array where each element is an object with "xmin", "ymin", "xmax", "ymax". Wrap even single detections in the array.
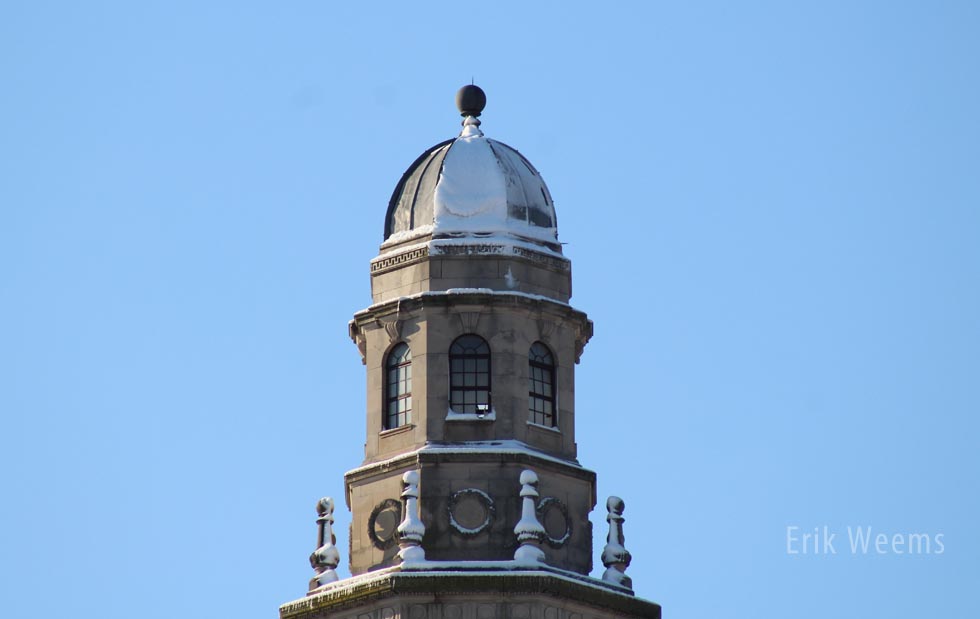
[
  {"xmin": 397, "ymin": 561, "xmax": 634, "ymax": 595},
  {"xmin": 381, "ymin": 225, "xmax": 435, "ymax": 248},
  {"xmin": 374, "ymin": 233, "xmax": 568, "ymax": 265},
  {"xmin": 526, "ymin": 421, "xmax": 562, "ymax": 434},
  {"xmin": 429, "ymin": 235, "xmax": 563, "ymax": 259},
  {"xmin": 294, "ymin": 561, "xmax": 634, "ymax": 605},
  {"xmin": 361, "ymin": 289, "xmax": 572, "ymax": 314},
  {"xmin": 446, "ymin": 407, "xmax": 496, "ymax": 422}
]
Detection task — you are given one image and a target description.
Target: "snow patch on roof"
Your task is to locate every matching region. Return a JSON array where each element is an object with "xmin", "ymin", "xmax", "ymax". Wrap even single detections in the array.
[
  {"xmin": 385, "ymin": 132, "xmax": 559, "ymax": 248},
  {"xmin": 434, "ymin": 136, "xmax": 508, "ymax": 224},
  {"xmin": 383, "ymin": 225, "xmax": 434, "ymax": 247}
]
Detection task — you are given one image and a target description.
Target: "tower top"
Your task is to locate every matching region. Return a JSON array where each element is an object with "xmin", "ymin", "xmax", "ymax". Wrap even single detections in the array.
[{"xmin": 282, "ymin": 84, "xmax": 661, "ymax": 619}]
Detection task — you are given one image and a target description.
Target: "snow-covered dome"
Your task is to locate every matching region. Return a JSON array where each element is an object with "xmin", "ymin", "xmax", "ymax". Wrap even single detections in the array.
[{"xmin": 383, "ymin": 86, "xmax": 559, "ymax": 252}]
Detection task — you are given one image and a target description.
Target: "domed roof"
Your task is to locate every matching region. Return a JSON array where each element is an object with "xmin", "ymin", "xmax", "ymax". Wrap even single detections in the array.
[{"xmin": 383, "ymin": 87, "xmax": 559, "ymax": 252}]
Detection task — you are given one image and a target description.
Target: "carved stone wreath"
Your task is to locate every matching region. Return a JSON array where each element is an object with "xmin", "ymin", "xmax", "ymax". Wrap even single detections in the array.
[
  {"xmin": 537, "ymin": 497, "xmax": 572, "ymax": 548},
  {"xmin": 367, "ymin": 498, "xmax": 402, "ymax": 550},
  {"xmin": 447, "ymin": 488, "xmax": 495, "ymax": 537}
]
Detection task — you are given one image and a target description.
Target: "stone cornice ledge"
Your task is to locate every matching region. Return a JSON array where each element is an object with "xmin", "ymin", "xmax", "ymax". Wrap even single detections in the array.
[
  {"xmin": 344, "ymin": 441, "xmax": 596, "ymax": 492},
  {"xmin": 354, "ymin": 289, "xmax": 584, "ymax": 320},
  {"xmin": 280, "ymin": 566, "xmax": 661, "ymax": 619},
  {"xmin": 342, "ymin": 442, "xmax": 597, "ymax": 511},
  {"xmin": 350, "ymin": 289, "xmax": 594, "ymax": 364}
]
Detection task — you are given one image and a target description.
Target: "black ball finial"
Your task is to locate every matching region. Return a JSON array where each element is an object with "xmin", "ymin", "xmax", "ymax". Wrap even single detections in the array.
[{"xmin": 456, "ymin": 84, "xmax": 487, "ymax": 117}]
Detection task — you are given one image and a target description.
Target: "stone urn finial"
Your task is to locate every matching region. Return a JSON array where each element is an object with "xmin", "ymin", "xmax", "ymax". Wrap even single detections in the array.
[
  {"xmin": 513, "ymin": 469, "xmax": 548, "ymax": 563},
  {"xmin": 396, "ymin": 470, "xmax": 426, "ymax": 564},
  {"xmin": 601, "ymin": 496, "xmax": 633, "ymax": 590},
  {"xmin": 308, "ymin": 497, "xmax": 340, "ymax": 591}
]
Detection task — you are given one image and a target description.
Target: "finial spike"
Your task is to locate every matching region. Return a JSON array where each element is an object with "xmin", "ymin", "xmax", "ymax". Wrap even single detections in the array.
[
  {"xmin": 601, "ymin": 496, "xmax": 633, "ymax": 590},
  {"xmin": 396, "ymin": 470, "xmax": 426, "ymax": 564},
  {"xmin": 308, "ymin": 497, "xmax": 340, "ymax": 591},
  {"xmin": 513, "ymin": 469, "xmax": 547, "ymax": 563}
]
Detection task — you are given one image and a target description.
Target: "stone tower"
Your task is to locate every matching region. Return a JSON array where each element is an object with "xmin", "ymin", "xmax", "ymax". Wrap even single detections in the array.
[{"xmin": 279, "ymin": 86, "xmax": 661, "ymax": 619}]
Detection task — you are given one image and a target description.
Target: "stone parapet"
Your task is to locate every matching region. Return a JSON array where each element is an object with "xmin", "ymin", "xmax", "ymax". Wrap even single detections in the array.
[{"xmin": 281, "ymin": 569, "xmax": 661, "ymax": 619}]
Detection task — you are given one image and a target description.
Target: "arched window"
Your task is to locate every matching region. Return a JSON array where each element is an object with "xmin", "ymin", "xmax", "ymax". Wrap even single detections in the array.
[
  {"xmin": 529, "ymin": 342, "xmax": 556, "ymax": 427},
  {"xmin": 384, "ymin": 343, "xmax": 412, "ymax": 430},
  {"xmin": 450, "ymin": 334, "xmax": 491, "ymax": 414}
]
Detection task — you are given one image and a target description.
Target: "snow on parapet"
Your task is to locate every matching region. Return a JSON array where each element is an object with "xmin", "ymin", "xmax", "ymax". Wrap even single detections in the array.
[
  {"xmin": 300, "ymin": 467, "xmax": 639, "ymax": 597},
  {"xmin": 287, "ymin": 562, "xmax": 636, "ymax": 611}
]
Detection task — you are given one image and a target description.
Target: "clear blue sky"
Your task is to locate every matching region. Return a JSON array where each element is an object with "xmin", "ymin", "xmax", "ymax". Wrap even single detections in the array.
[{"xmin": 2, "ymin": 2, "xmax": 978, "ymax": 617}]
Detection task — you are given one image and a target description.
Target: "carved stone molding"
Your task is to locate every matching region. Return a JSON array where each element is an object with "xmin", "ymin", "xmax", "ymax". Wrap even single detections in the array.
[
  {"xmin": 349, "ymin": 320, "xmax": 367, "ymax": 365},
  {"xmin": 379, "ymin": 318, "xmax": 403, "ymax": 342},
  {"xmin": 371, "ymin": 246, "xmax": 429, "ymax": 274},
  {"xmin": 536, "ymin": 319, "xmax": 556, "ymax": 341},
  {"xmin": 432, "ymin": 243, "xmax": 505, "ymax": 256},
  {"xmin": 573, "ymin": 320, "xmax": 594, "ymax": 364},
  {"xmin": 511, "ymin": 245, "xmax": 570, "ymax": 272},
  {"xmin": 457, "ymin": 312, "xmax": 481, "ymax": 332}
]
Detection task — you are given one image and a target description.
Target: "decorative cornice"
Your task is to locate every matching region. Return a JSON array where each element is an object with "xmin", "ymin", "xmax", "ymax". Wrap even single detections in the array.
[
  {"xmin": 347, "ymin": 319, "xmax": 367, "ymax": 365},
  {"xmin": 351, "ymin": 290, "xmax": 593, "ymax": 366},
  {"xmin": 353, "ymin": 290, "xmax": 586, "ymax": 328},
  {"xmin": 371, "ymin": 245, "xmax": 429, "ymax": 274},
  {"xmin": 510, "ymin": 245, "xmax": 570, "ymax": 272},
  {"xmin": 370, "ymin": 240, "xmax": 570, "ymax": 277},
  {"xmin": 344, "ymin": 443, "xmax": 596, "ymax": 497}
]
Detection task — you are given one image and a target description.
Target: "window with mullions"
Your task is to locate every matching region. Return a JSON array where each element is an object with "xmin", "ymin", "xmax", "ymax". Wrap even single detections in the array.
[
  {"xmin": 449, "ymin": 334, "xmax": 491, "ymax": 414},
  {"xmin": 384, "ymin": 343, "xmax": 412, "ymax": 430},
  {"xmin": 529, "ymin": 342, "xmax": 556, "ymax": 427}
]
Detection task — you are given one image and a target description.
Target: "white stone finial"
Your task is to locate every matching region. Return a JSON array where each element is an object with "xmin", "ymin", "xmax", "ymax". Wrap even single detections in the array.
[
  {"xmin": 601, "ymin": 496, "xmax": 633, "ymax": 590},
  {"xmin": 513, "ymin": 469, "xmax": 547, "ymax": 563},
  {"xmin": 396, "ymin": 469, "xmax": 426, "ymax": 564},
  {"xmin": 459, "ymin": 115, "xmax": 484, "ymax": 139},
  {"xmin": 308, "ymin": 497, "xmax": 340, "ymax": 591}
]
